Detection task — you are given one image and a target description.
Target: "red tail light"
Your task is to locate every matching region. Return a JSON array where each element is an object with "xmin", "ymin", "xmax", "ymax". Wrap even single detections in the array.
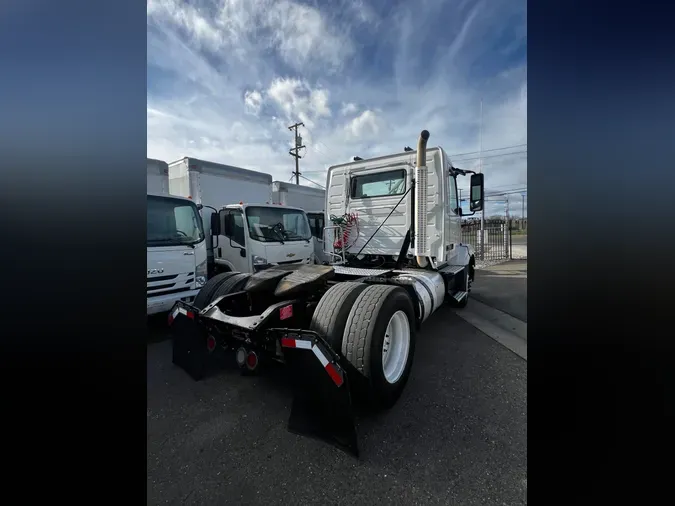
[
  {"xmin": 206, "ymin": 336, "xmax": 216, "ymax": 352},
  {"xmin": 246, "ymin": 351, "xmax": 258, "ymax": 370}
]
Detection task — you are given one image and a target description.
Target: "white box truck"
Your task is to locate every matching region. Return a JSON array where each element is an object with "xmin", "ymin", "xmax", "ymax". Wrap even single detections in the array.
[
  {"xmin": 147, "ymin": 158, "xmax": 208, "ymax": 315},
  {"xmin": 272, "ymin": 181, "xmax": 327, "ymax": 264},
  {"xmin": 168, "ymin": 158, "xmax": 314, "ymax": 274}
]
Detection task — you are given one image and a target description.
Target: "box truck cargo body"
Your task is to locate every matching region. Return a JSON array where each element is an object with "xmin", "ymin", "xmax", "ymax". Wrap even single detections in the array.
[{"xmin": 147, "ymin": 158, "xmax": 170, "ymax": 195}]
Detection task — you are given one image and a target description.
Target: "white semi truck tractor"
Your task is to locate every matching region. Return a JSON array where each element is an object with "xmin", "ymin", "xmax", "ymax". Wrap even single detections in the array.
[{"xmin": 167, "ymin": 130, "xmax": 485, "ymax": 457}]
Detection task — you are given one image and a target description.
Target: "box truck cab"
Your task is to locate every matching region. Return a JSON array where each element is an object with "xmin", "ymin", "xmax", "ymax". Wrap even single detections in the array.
[
  {"xmin": 212, "ymin": 203, "xmax": 314, "ymax": 272},
  {"xmin": 147, "ymin": 159, "xmax": 207, "ymax": 315},
  {"xmin": 272, "ymin": 181, "xmax": 327, "ymax": 264}
]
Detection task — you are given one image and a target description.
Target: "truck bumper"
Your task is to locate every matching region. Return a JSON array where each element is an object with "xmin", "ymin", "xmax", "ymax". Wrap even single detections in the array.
[{"xmin": 147, "ymin": 289, "xmax": 200, "ymax": 315}]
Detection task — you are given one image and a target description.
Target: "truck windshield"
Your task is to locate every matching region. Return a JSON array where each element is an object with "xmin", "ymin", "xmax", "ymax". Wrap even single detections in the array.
[
  {"xmin": 245, "ymin": 206, "xmax": 312, "ymax": 242},
  {"xmin": 147, "ymin": 195, "xmax": 205, "ymax": 247}
]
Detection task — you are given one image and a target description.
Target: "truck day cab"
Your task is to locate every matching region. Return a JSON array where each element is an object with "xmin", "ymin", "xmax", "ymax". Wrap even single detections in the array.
[
  {"xmin": 146, "ymin": 159, "xmax": 208, "ymax": 315},
  {"xmin": 167, "ymin": 129, "xmax": 486, "ymax": 457}
]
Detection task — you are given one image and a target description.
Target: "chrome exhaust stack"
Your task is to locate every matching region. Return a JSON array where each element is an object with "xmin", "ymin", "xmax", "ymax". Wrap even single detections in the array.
[{"xmin": 414, "ymin": 130, "xmax": 430, "ymax": 268}]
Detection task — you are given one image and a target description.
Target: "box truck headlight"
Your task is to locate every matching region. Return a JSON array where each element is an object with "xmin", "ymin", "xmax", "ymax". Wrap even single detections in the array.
[
  {"xmin": 252, "ymin": 255, "xmax": 268, "ymax": 265},
  {"xmin": 195, "ymin": 259, "xmax": 207, "ymax": 287}
]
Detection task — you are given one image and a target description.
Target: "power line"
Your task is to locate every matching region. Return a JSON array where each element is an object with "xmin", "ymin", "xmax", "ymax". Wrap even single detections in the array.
[
  {"xmin": 448, "ymin": 143, "xmax": 527, "ymax": 158},
  {"xmin": 452, "ymin": 150, "xmax": 527, "ymax": 163},
  {"xmin": 485, "ymin": 188, "xmax": 528, "ymax": 197},
  {"xmin": 298, "ymin": 174, "xmax": 325, "ymax": 189}
]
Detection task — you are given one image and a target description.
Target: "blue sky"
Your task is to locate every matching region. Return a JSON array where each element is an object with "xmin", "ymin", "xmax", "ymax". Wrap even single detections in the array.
[{"xmin": 147, "ymin": 0, "xmax": 527, "ymax": 216}]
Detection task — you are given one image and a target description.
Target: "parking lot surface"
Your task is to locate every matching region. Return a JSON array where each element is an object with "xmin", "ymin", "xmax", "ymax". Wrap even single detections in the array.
[{"xmin": 147, "ymin": 307, "xmax": 527, "ymax": 505}]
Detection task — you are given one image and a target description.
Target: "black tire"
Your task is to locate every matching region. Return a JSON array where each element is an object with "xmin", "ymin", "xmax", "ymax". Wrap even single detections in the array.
[
  {"xmin": 210, "ymin": 272, "xmax": 251, "ymax": 301},
  {"xmin": 309, "ymin": 282, "xmax": 368, "ymax": 350},
  {"xmin": 342, "ymin": 285, "xmax": 416, "ymax": 409},
  {"xmin": 193, "ymin": 272, "xmax": 239, "ymax": 310}
]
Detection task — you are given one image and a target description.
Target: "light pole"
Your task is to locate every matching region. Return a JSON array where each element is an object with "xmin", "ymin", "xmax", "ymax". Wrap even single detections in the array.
[{"xmin": 479, "ymin": 99, "xmax": 485, "ymax": 260}]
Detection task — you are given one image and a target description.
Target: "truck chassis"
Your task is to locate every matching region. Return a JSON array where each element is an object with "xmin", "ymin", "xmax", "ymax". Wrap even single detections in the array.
[
  {"xmin": 168, "ymin": 129, "xmax": 483, "ymax": 457},
  {"xmin": 169, "ymin": 261, "xmax": 471, "ymax": 457}
]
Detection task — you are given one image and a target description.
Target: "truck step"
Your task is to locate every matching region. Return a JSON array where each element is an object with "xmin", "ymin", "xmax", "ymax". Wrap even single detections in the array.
[
  {"xmin": 440, "ymin": 264, "xmax": 465, "ymax": 276},
  {"xmin": 452, "ymin": 290, "xmax": 468, "ymax": 302}
]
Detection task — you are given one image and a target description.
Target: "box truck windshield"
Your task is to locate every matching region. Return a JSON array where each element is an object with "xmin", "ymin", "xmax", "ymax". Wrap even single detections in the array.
[
  {"xmin": 147, "ymin": 196, "xmax": 205, "ymax": 247},
  {"xmin": 245, "ymin": 206, "xmax": 311, "ymax": 243}
]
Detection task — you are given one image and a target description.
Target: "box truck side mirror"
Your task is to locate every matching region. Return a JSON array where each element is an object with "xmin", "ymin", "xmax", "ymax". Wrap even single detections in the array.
[
  {"xmin": 223, "ymin": 213, "xmax": 233, "ymax": 236},
  {"xmin": 469, "ymin": 173, "xmax": 484, "ymax": 212},
  {"xmin": 210, "ymin": 213, "xmax": 221, "ymax": 236}
]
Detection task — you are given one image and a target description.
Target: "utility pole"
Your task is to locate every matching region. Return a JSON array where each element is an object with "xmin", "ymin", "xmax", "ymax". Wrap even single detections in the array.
[
  {"xmin": 521, "ymin": 192, "xmax": 526, "ymax": 230},
  {"xmin": 288, "ymin": 122, "xmax": 305, "ymax": 185},
  {"xmin": 479, "ymin": 98, "xmax": 485, "ymax": 260},
  {"xmin": 505, "ymin": 196, "xmax": 511, "ymax": 259}
]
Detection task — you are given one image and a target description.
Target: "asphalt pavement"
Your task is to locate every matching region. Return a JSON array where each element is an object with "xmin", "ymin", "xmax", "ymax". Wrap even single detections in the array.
[
  {"xmin": 472, "ymin": 260, "xmax": 527, "ymax": 322},
  {"xmin": 147, "ymin": 306, "xmax": 527, "ymax": 505},
  {"xmin": 510, "ymin": 234, "xmax": 527, "ymax": 246}
]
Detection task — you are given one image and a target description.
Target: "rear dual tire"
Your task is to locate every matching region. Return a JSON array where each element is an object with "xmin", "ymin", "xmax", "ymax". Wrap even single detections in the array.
[
  {"xmin": 172, "ymin": 272, "xmax": 250, "ymax": 380},
  {"xmin": 193, "ymin": 272, "xmax": 238, "ymax": 310},
  {"xmin": 343, "ymin": 285, "xmax": 416, "ymax": 409},
  {"xmin": 310, "ymin": 283, "xmax": 416, "ymax": 410}
]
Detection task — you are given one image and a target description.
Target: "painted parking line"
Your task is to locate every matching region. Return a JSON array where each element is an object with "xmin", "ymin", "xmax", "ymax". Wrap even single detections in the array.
[{"xmin": 455, "ymin": 299, "xmax": 527, "ymax": 360}]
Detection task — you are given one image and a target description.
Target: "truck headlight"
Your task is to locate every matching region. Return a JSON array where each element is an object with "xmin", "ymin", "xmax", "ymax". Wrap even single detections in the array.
[
  {"xmin": 252, "ymin": 255, "xmax": 268, "ymax": 265},
  {"xmin": 195, "ymin": 259, "xmax": 207, "ymax": 287}
]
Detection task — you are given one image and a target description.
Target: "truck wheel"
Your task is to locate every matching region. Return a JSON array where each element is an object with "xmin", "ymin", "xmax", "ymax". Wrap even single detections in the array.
[
  {"xmin": 193, "ymin": 272, "xmax": 239, "ymax": 310},
  {"xmin": 210, "ymin": 273, "xmax": 251, "ymax": 301},
  {"xmin": 342, "ymin": 285, "xmax": 416, "ymax": 409},
  {"xmin": 309, "ymin": 282, "xmax": 368, "ymax": 350}
]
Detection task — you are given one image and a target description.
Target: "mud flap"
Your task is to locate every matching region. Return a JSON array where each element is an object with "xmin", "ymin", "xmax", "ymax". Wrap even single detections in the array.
[
  {"xmin": 168, "ymin": 303, "xmax": 210, "ymax": 381},
  {"xmin": 280, "ymin": 332, "xmax": 359, "ymax": 458}
]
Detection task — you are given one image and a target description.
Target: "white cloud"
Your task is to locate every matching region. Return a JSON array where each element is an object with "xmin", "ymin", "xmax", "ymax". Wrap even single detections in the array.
[
  {"xmin": 244, "ymin": 90, "xmax": 263, "ymax": 115},
  {"xmin": 345, "ymin": 110, "xmax": 383, "ymax": 139},
  {"xmin": 148, "ymin": 0, "xmax": 527, "ymax": 215},
  {"xmin": 148, "ymin": 0, "xmax": 353, "ymax": 74},
  {"xmin": 266, "ymin": 78, "xmax": 332, "ymax": 130},
  {"xmin": 341, "ymin": 103, "xmax": 358, "ymax": 116}
]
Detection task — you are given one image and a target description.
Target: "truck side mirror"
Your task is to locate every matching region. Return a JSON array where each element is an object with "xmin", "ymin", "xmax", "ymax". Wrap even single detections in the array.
[
  {"xmin": 469, "ymin": 173, "xmax": 484, "ymax": 212},
  {"xmin": 210, "ymin": 213, "xmax": 221, "ymax": 236}
]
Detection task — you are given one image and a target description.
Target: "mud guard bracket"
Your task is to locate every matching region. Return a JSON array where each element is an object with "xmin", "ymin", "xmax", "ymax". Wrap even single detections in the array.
[{"xmin": 274, "ymin": 330, "xmax": 359, "ymax": 458}]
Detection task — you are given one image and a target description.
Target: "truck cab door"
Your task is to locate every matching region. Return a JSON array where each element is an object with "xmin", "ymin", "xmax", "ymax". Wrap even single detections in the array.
[
  {"xmin": 445, "ymin": 173, "xmax": 462, "ymax": 262},
  {"xmin": 307, "ymin": 212, "xmax": 326, "ymax": 263},
  {"xmin": 218, "ymin": 209, "xmax": 250, "ymax": 273}
]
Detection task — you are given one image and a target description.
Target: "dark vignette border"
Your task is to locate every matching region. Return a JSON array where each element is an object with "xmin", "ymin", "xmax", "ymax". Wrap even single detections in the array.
[
  {"xmin": 0, "ymin": 0, "xmax": 673, "ymax": 503},
  {"xmin": 0, "ymin": 0, "xmax": 147, "ymax": 501},
  {"xmin": 529, "ymin": 1, "xmax": 675, "ymax": 503}
]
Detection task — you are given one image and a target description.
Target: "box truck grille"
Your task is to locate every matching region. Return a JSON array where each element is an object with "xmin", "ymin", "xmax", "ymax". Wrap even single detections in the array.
[
  {"xmin": 146, "ymin": 274, "xmax": 178, "ymax": 283},
  {"xmin": 147, "ymin": 286, "xmax": 192, "ymax": 298},
  {"xmin": 147, "ymin": 272, "xmax": 194, "ymax": 298}
]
